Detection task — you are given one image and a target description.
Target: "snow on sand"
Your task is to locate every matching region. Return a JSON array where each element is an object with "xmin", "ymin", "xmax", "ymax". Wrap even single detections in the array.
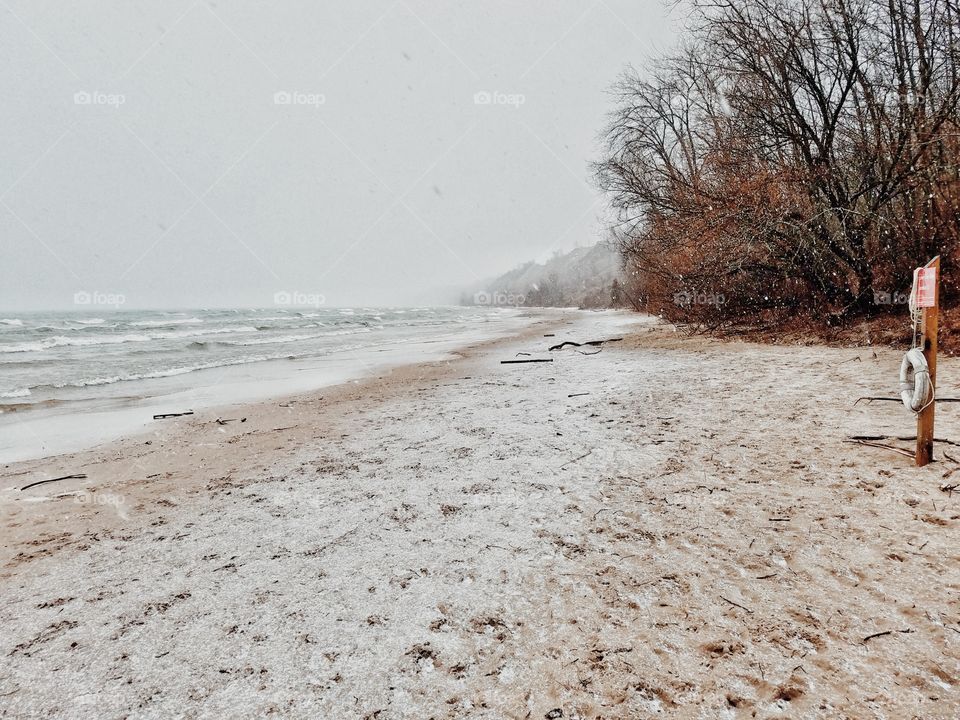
[{"xmin": 2, "ymin": 309, "xmax": 959, "ymax": 718}]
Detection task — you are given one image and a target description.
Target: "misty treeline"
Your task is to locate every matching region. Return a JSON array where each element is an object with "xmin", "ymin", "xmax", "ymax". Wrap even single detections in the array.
[{"xmin": 596, "ymin": 0, "xmax": 960, "ymax": 329}]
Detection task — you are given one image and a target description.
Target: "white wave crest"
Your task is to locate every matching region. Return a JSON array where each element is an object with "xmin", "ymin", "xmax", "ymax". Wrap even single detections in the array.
[
  {"xmin": 130, "ymin": 317, "xmax": 203, "ymax": 327},
  {"xmin": 0, "ymin": 388, "xmax": 30, "ymax": 398},
  {"xmin": 0, "ymin": 326, "xmax": 259, "ymax": 353}
]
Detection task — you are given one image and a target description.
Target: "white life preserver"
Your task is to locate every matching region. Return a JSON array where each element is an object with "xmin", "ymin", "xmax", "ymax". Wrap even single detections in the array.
[{"xmin": 899, "ymin": 348, "xmax": 933, "ymax": 412}]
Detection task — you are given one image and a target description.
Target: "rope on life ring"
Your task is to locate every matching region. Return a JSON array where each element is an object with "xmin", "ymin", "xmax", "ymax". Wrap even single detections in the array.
[{"xmin": 899, "ymin": 347, "xmax": 934, "ymax": 413}]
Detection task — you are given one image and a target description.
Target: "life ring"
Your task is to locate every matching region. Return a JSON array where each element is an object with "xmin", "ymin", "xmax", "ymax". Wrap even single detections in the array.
[{"xmin": 899, "ymin": 348, "xmax": 933, "ymax": 412}]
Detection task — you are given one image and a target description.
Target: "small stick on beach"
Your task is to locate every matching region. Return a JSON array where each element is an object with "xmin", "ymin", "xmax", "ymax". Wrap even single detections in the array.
[
  {"xmin": 153, "ymin": 411, "xmax": 194, "ymax": 420},
  {"xmin": 560, "ymin": 451, "xmax": 593, "ymax": 468},
  {"xmin": 719, "ymin": 595, "xmax": 753, "ymax": 614},
  {"xmin": 549, "ymin": 338, "xmax": 623, "ymax": 351},
  {"xmin": 854, "ymin": 397, "xmax": 960, "ymax": 405},
  {"xmin": 845, "ymin": 439, "xmax": 915, "ymax": 458},
  {"xmin": 20, "ymin": 474, "xmax": 88, "ymax": 491}
]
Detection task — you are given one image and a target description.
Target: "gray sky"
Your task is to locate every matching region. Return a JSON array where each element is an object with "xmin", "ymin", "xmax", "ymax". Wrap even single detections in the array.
[{"xmin": 1, "ymin": 0, "xmax": 677, "ymax": 310}]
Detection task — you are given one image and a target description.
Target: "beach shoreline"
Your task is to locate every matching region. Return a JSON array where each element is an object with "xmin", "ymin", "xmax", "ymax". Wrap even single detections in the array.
[
  {"xmin": 1, "ymin": 308, "xmax": 581, "ymax": 558},
  {"xmin": 0, "ymin": 307, "xmax": 542, "ymax": 464},
  {"xmin": 2, "ymin": 308, "xmax": 960, "ymax": 718}
]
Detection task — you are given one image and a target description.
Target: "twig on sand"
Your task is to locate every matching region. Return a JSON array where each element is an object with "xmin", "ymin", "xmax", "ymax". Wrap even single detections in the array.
[
  {"xmin": 153, "ymin": 411, "xmax": 194, "ymax": 420},
  {"xmin": 501, "ymin": 358, "xmax": 553, "ymax": 364},
  {"xmin": 851, "ymin": 434, "xmax": 960, "ymax": 447},
  {"xmin": 845, "ymin": 439, "xmax": 914, "ymax": 458},
  {"xmin": 548, "ymin": 338, "xmax": 623, "ymax": 351},
  {"xmin": 20, "ymin": 474, "xmax": 88, "ymax": 491},
  {"xmin": 568, "ymin": 392, "xmax": 591, "ymax": 398},
  {"xmin": 720, "ymin": 595, "xmax": 753, "ymax": 614},
  {"xmin": 483, "ymin": 543, "xmax": 522, "ymax": 553},
  {"xmin": 862, "ymin": 629, "xmax": 912, "ymax": 643},
  {"xmin": 312, "ymin": 527, "xmax": 359, "ymax": 556},
  {"xmin": 854, "ymin": 397, "xmax": 960, "ymax": 405},
  {"xmin": 560, "ymin": 451, "xmax": 593, "ymax": 469},
  {"xmin": 515, "ymin": 352, "xmax": 531, "ymax": 357}
]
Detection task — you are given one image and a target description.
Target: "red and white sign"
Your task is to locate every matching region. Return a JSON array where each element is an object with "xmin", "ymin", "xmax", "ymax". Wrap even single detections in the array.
[{"xmin": 913, "ymin": 266, "xmax": 937, "ymax": 308}]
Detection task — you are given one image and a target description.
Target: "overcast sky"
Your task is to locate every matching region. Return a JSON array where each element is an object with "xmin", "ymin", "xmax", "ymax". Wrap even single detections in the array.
[{"xmin": 1, "ymin": 1, "xmax": 678, "ymax": 310}]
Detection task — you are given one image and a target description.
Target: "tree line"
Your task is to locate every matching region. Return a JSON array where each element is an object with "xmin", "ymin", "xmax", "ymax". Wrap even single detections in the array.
[{"xmin": 595, "ymin": 0, "xmax": 960, "ymax": 329}]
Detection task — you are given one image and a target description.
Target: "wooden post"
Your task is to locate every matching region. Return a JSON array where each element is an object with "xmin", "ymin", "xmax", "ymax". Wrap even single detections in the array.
[{"xmin": 916, "ymin": 255, "xmax": 940, "ymax": 467}]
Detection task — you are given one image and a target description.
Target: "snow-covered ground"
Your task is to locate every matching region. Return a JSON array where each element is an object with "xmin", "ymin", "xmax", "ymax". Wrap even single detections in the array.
[{"xmin": 2, "ymin": 309, "xmax": 959, "ymax": 718}]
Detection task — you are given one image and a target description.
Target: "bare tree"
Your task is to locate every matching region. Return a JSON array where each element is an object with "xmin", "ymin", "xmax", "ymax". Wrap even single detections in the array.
[{"xmin": 596, "ymin": 0, "xmax": 960, "ymax": 328}]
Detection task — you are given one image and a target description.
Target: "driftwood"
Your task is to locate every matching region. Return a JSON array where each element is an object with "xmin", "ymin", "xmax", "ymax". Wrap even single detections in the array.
[
  {"xmin": 549, "ymin": 338, "xmax": 623, "ymax": 351},
  {"xmin": 719, "ymin": 595, "xmax": 753, "ymax": 614},
  {"xmin": 862, "ymin": 629, "xmax": 911, "ymax": 643},
  {"xmin": 21, "ymin": 474, "xmax": 87, "ymax": 491},
  {"xmin": 855, "ymin": 397, "xmax": 960, "ymax": 405},
  {"xmin": 850, "ymin": 434, "xmax": 960, "ymax": 447},
  {"xmin": 560, "ymin": 451, "xmax": 592, "ymax": 469},
  {"xmin": 153, "ymin": 411, "xmax": 194, "ymax": 420},
  {"xmin": 845, "ymin": 439, "xmax": 914, "ymax": 458},
  {"xmin": 568, "ymin": 392, "xmax": 591, "ymax": 398},
  {"xmin": 500, "ymin": 358, "xmax": 553, "ymax": 364}
]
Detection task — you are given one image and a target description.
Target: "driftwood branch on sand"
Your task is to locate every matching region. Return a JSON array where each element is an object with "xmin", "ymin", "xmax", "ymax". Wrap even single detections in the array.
[
  {"xmin": 548, "ymin": 338, "xmax": 623, "ymax": 352},
  {"xmin": 854, "ymin": 397, "xmax": 960, "ymax": 405},
  {"xmin": 153, "ymin": 411, "xmax": 194, "ymax": 420},
  {"xmin": 845, "ymin": 439, "xmax": 914, "ymax": 458},
  {"xmin": 850, "ymin": 434, "xmax": 960, "ymax": 447},
  {"xmin": 20, "ymin": 474, "xmax": 88, "ymax": 491},
  {"xmin": 500, "ymin": 358, "xmax": 553, "ymax": 364}
]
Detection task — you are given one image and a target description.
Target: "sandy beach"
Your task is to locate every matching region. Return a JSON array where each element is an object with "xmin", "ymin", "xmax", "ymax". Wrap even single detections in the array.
[{"xmin": 2, "ymin": 309, "xmax": 960, "ymax": 718}]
